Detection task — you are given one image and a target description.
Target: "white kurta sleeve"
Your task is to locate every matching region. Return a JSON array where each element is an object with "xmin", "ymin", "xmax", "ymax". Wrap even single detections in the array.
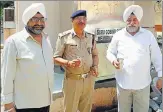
[
  {"xmin": 150, "ymin": 34, "xmax": 162, "ymax": 77},
  {"xmin": 1, "ymin": 38, "xmax": 17, "ymax": 105},
  {"xmin": 106, "ymin": 34, "xmax": 118, "ymax": 63}
]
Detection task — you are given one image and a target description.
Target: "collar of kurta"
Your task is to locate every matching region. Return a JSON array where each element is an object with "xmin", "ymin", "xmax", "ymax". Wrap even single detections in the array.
[{"xmin": 22, "ymin": 28, "xmax": 48, "ymax": 41}]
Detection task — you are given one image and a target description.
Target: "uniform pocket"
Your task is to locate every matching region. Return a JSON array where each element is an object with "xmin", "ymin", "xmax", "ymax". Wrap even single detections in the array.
[{"xmin": 67, "ymin": 44, "xmax": 78, "ymax": 53}]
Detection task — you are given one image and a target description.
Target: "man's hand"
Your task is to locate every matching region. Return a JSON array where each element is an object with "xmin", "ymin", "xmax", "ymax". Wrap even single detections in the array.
[
  {"xmin": 112, "ymin": 60, "xmax": 120, "ymax": 69},
  {"xmin": 156, "ymin": 78, "xmax": 162, "ymax": 90},
  {"xmin": 67, "ymin": 59, "xmax": 81, "ymax": 68},
  {"xmin": 4, "ymin": 102, "xmax": 16, "ymax": 112},
  {"xmin": 89, "ymin": 66, "xmax": 98, "ymax": 77}
]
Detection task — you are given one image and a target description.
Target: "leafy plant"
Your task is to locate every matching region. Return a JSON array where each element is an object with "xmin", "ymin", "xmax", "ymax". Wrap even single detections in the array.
[{"xmin": 0, "ymin": 1, "xmax": 14, "ymax": 20}]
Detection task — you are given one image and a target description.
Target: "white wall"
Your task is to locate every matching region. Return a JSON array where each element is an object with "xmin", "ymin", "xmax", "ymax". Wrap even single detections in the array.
[
  {"xmin": 134, "ymin": 1, "xmax": 156, "ymax": 34},
  {"xmin": 14, "ymin": 1, "xmax": 160, "ymax": 49}
]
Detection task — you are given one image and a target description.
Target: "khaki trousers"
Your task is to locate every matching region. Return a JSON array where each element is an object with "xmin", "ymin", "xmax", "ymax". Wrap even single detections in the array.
[
  {"xmin": 117, "ymin": 84, "xmax": 150, "ymax": 112},
  {"xmin": 63, "ymin": 75, "xmax": 95, "ymax": 112}
]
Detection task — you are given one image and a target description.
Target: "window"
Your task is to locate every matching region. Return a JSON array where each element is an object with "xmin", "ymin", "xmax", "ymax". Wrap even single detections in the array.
[{"xmin": 4, "ymin": 8, "xmax": 14, "ymax": 21}]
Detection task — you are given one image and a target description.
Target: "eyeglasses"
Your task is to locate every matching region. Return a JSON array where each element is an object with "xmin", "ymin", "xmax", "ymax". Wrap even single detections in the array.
[{"xmin": 30, "ymin": 17, "xmax": 47, "ymax": 22}]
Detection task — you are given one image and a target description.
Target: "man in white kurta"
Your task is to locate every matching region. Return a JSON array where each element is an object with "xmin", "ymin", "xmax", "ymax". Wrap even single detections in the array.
[
  {"xmin": 106, "ymin": 5, "xmax": 162, "ymax": 112},
  {"xmin": 1, "ymin": 3, "xmax": 54, "ymax": 112}
]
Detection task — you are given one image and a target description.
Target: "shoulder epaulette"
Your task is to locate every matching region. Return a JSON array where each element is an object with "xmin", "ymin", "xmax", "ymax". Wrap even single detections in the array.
[
  {"xmin": 59, "ymin": 30, "xmax": 72, "ymax": 38},
  {"xmin": 85, "ymin": 31, "xmax": 95, "ymax": 38}
]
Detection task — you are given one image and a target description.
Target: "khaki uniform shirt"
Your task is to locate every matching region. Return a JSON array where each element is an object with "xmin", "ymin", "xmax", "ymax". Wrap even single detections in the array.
[{"xmin": 54, "ymin": 29, "xmax": 98, "ymax": 75}]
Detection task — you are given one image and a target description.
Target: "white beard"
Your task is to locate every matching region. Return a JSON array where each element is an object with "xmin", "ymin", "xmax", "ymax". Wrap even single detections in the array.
[{"xmin": 126, "ymin": 26, "xmax": 139, "ymax": 33}]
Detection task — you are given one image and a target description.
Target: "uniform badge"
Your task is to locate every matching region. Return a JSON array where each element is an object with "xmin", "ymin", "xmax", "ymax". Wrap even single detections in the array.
[{"xmin": 87, "ymin": 47, "xmax": 92, "ymax": 54}]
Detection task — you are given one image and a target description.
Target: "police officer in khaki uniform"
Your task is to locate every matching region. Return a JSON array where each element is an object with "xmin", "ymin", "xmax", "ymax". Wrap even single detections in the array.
[{"xmin": 53, "ymin": 10, "xmax": 99, "ymax": 112}]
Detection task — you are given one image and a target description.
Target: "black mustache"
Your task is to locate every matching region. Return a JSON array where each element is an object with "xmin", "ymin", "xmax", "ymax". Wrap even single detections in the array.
[
  {"xmin": 33, "ymin": 25, "xmax": 44, "ymax": 29},
  {"xmin": 33, "ymin": 25, "xmax": 44, "ymax": 27},
  {"xmin": 78, "ymin": 23, "xmax": 85, "ymax": 25}
]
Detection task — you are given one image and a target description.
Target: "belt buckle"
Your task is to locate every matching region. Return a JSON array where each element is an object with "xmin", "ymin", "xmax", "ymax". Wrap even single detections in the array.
[{"xmin": 81, "ymin": 73, "xmax": 88, "ymax": 79}]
